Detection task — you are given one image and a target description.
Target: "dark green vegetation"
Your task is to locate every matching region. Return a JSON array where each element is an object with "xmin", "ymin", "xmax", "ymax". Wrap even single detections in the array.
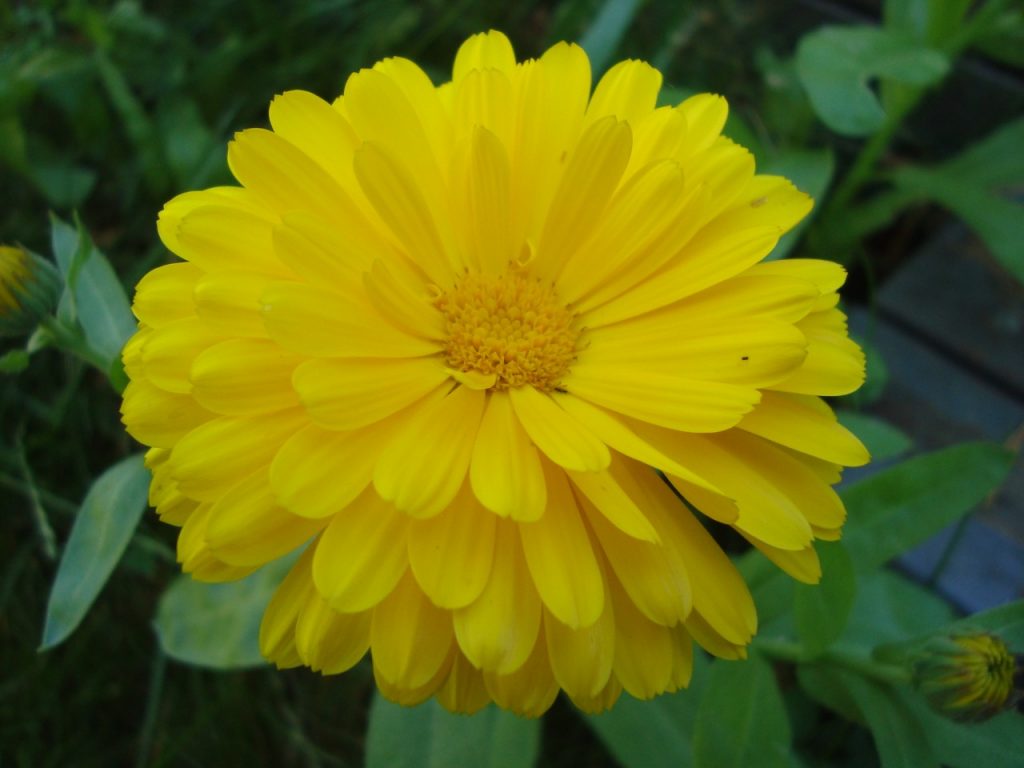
[{"xmin": 2, "ymin": 1, "xmax": 1022, "ymax": 766}]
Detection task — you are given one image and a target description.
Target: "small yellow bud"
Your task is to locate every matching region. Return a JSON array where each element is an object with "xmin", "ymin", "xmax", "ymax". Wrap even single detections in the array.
[
  {"xmin": 0, "ymin": 245, "xmax": 62, "ymax": 336},
  {"xmin": 913, "ymin": 632, "xmax": 1020, "ymax": 722}
]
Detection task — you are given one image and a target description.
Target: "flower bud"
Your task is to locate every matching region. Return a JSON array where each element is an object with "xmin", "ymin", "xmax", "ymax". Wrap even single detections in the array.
[
  {"xmin": 0, "ymin": 245, "xmax": 62, "ymax": 337},
  {"xmin": 913, "ymin": 632, "xmax": 1020, "ymax": 722}
]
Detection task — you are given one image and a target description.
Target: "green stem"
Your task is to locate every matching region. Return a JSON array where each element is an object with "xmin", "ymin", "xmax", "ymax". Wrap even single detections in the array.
[
  {"xmin": 135, "ymin": 645, "xmax": 167, "ymax": 768},
  {"xmin": 14, "ymin": 433, "xmax": 57, "ymax": 561},
  {"xmin": 757, "ymin": 638, "xmax": 912, "ymax": 686},
  {"xmin": 39, "ymin": 317, "xmax": 126, "ymax": 393}
]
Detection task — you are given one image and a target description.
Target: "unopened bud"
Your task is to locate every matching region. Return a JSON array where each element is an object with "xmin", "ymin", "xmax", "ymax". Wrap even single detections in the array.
[
  {"xmin": 0, "ymin": 245, "xmax": 62, "ymax": 336},
  {"xmin": 913, "ymin": 632, "xmax": 1021, "ymax": 723}
]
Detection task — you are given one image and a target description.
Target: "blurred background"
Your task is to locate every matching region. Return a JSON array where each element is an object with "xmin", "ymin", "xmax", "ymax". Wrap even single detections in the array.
[{"xmin": 1, "ymin": 0, "xmax": 1021, "ymax": 765}]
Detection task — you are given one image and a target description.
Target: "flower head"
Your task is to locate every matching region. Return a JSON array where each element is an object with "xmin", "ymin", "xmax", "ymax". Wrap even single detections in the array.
[
  {"xmin": 0, "ymin": 245, "xmax": 61, "ymax": 337},
  {"xmin": 123, "ymin": 30, "xmax": 868, "ymax": 715},
  {"xmin": 914, "ymin": 632, "xmax": 1021, "ymax": 722}
]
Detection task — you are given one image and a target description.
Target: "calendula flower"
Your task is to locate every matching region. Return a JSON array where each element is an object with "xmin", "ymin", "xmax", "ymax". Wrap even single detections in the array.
[
  {"xmin": 0, "ymin": 245, "xmax": 61, "ymax": 337},
  {"xmin": 123, "ymin": 30, "xmax": 868, "ymax": 715},
  {"xmin": 914, "ymin": 632, "xmax": 1021, "ymax": 722}
]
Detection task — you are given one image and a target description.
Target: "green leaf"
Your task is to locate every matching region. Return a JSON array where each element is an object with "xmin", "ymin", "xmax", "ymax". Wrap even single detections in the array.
[
  {"xmin": 842, "ymin": 336, "xmax": 889, "ymax": 408},
  {"xmin": 841, "ymin": 442, "xmax": 1014, "ymax": 570},
  {"xmin": 902, "ymin": 692, "xmax": 1024, "ymax": 768},
  {"xmin": 585, "ymin": 652, "xmax": 708, "ymax": 768},
  {"xmin": 813, "ymin": 668, "xmax": 939, "ymax": 768},
  {"xmin": 365, "ymin": 695, "xmax": 540, "ymax": 768},
  {"xmin": 796, "ymin": 26, "xmax": 949, "ymax": 136},
  {"xmin": 49, "ymin": 214, "xmax": 136, "ymax": 368},
  {"xmin": 974, "ymin": 6, "xmax": 1024, "ymax": 68},
  {"xmin": 839, "ymin": 570, "xmax": 954, "ymax": 650},
  {"xmin": 835, "ymin": 410, "xmax": 912, "ymax": 461},
  {"xmin": 761, "ymin": 148, "xmax": 834, "ymax": 259},
  {"xmin": 0, "ymin": 348, "xmax": 30, "ymax": 373},
  {"xmin": 693, "ymin": 652, "xmax": 792, "ymax": 768},
  {"xmin": 154, "ymin": 553, "xmax": 298, "ymax": 669},
  {"xmin": 579, "ymin": 0, "xmax": 644, "ymax": 75},
  {"xmin": 889, "ymin": 118, "xmax": 1024, "ymax": 284},
  {"xmin": 794, "ymin": 541, "xmax": 857, "ymax": 656},
  {"xmin": 884, "ymin": 0, "xmax": 971, "ymax": 45},
  {"xmin": 40, "ymin": 453, "xmax": 149, "ymax": 649}
]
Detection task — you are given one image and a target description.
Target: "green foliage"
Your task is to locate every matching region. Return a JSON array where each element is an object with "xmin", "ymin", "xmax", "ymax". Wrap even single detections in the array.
[
  {"xmin": 794, "ymin": 542, "xmax": 857, "ymax": 657},
  {"xmin": 366, "ymin": 695, "xmax": 541, "ymax": 768},
  {"xmin": 154, "ymin": 552, "xmax": 299, "ymax": 669},
  {"xmin": 39, "ymin": 452, "xmax": 149, "ymax": 649},
  {"xmin": 693, "ymin": 652, "xmax": 793, "ymax": 768},
  {"xmin": 834, "ymin": 410, "xmax": 912, "ymax": 462},
  {"xmin": 796, "ymin": 26, "xmax": 949, "ymax": 136}
]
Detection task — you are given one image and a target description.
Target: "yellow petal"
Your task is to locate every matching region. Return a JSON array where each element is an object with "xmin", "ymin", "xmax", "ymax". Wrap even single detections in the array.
[
  {"xmin": 508, "ymin": 385, "xmax": 609, "ymax": 472},
  {"xmin": 453, "ymin": 30, "xmax": 516, "ymax": 80},
  {"xmin": 710, "ymin": 175, "xmax": 813, "ymax": 237},
  {"xmin": 353, "ymin": 142, "xmax": 455, "ymax": 285},
  {"xmin": 684, "ymin": 611, "xmax": 748, "ymax": 660},
  {"xmin": 738, "ymin": 391, "xmax": 869, "ymax": 466},
  {"xmin": 364, "ymin": 258, "xmax": 447, "ymax": 341},
  {"xmin": 452, "ymin": 68, "xmax": 515, "ymax": 151},
  {"xmin": 585, "ymin": 59, "xmax": 662, "ymax": 125},
  {"xmin": 482, "ymin": 627, "xmax": 559, "ymax": 717},
  {"xmin": 607, "ymin": 575, "xmax": 675, "ymax": 699},
  {"xmin": 751, "ymin": 258, "xmax": 847, "ymax": 293},
  {"xmin": 450, "ymin": 126, "xmax": 517, "ymax": 276},
  {"xmin": 312, "ymin": 487, "xmax": 408, "ymax": 612},
  {"xmin": 261, "ymin": 281, "xmax": 439, "ymax": 358},
  {"xmin": 470, "ymin": 391, "xmax": 547, "ymax": 521},
  {"xmin": 371, "ymin": 570, "xmax": 454, "ymax": 690},
  {"xmin": 193, "ymin": 271, "xmax": 272, "ymax": 337},
  {"xmin": 564, "ymin": 363, "xmax": 760, "ymax": 433},
  {"xmin": 173, "ymin": 203, "xmax": 287, "ymax": 276},
  {"xmin": 578, "ymin": 471, "xmax": 692, "ymax": 626},
  {"xmin": 582, "ymin": 226, "xmax": 780, "ymax": 328},
  {"xmin": 374, "ymin": 385, "xmax": 485, "ymax": 517},
  {"xmin": 675, "ymin": 93, "xmax": 728, "ymax": 157},
  {"xmin": 436, "ymin": 652, "xmax": 492, "ymax": 715},
  {"xmin": 741, "ymin": 532, "xmax": 822, "ymax": 585},
  {"xmin": 552, "ymin": 394, "xmax": 727, "ymax": 498},
  {"xmin": 408, "ymin": 483, "xmax": 496, "ymax": 609},
  {"xmin": 205, "ymin": 470, "xmax": 326, "ymax": 567},
  {"xmin": 568, "ymin": 458, "xmax": 659, "ymax": 543},
  {"xmin": 169, "ymin": 408, "xmax": 306, "ymax": 501},
  {"xmin": 227, "ymin": 128, "xmax": 361, "ymax": 224},
  {"xmin": 270, "ymin": 423, "xmax": 392, "ymax": 518},
  {"xmin": 294, "ymin": 589, "xmax": 371, "ymax": 675},
  {"xmin": 121, "ymin": 379, "xmax": 214, "ymax": 449},
  {"xmin": 534, "ymin": 116, "xmax": 632, "ymax": 277},
  {"xmin": 140, "ymin": 317, "xmax": 225, "ymax": 394},
  {"xmin": 259, "ymin": 544, "xmax": 316, "ymax": 668},
  {"xmin": 544, "ymin": 597, "xmax": 615, "ymax": 699},
  {"xmin": 453, "ymin": 519, "xmax": 542, "ymax": 675},
  {"xmin": 292, "ymin": 356, "xmax": 448, "ymax": 430},
  {"xmin": 519, "ymin": 462, "xmax": 604, "ymax": 629},
  {"xmin": 570, "ymin": 675, "xmax": 623, "ymax": 714},
  {"xmin": 267, "ymin": 90, "xmax": 361, "ymax": 192},
  {"xmin": 638, "ymin": 471, "xmax": 757, "ymax": 645},
  {"xmin": 190, "ymin": 338, "xmax": 300, "ymax": 416},
  {"xmin": 132, "ymin": 262, "xmax": 200, "ymax": 327},
  {"xmin": 375, "ymin": 649, "xmax": 456, "ymax": 707},
  {"xmin": 774, "ymin": 309, "xmax": 866, "ymax": 396}
]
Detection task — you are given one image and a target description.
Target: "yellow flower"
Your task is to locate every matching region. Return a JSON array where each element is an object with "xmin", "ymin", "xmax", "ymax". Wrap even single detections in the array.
[
  {"xmin": 914, "ymin": 632, "xmax": 1020, "ymax": 722},
  {"xmin": 122, "ymin": 30, "xmax": 869, "ymax": 715}
]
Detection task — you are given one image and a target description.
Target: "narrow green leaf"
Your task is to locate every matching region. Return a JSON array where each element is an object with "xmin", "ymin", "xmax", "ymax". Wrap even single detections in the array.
[
  {"xmin": 902, "ymin": 690, "xmax": 1024, "ymax": 768},
  {"xmin": 579, "ymin": 0, "xmax": 645, "ymax": 75},
  {"xmin": 693, "ymin": 652, "xmax": 792, "ymax": 768},
  {"xmin": 40, "ymin": 453, "xmax": 149, "ymax": 649},
  {"xmin": 841, "ymin": 442, "xmax": 1014, "ymax": 570},
  {"xmin": 365, "ymin": 695, "xmax": 540, "ymax": 768},
  {"xmin": 794, "ymin": 541, "xmax": 857, "ymax": 656},
  {"xmin": 0, "ymin": 349, "xmax": 30, "ymax": 373},
  {"xmin": 888, "ymin": 119, "xmax": 1024, "ymax": 284},
  {"xmin": 49, "ymin": 214, "xmax": 136, "ymax": 367},
  {"xmin": 835, "ymin": 410, "xmax": 912, "ymax": 461},
  {"xmin": 154, "ymin": 552, "xmax": 298, "ymax": 669},
  {"xmin": 796, "ymin": 26, "xmax": 949, "ymax": 136},
  {"xmin": 831, "ymin": 669, "xmax": 939, "ymax": 768}
]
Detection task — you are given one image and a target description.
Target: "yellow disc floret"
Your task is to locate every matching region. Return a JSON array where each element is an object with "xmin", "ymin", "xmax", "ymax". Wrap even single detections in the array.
[{"xmin": 435, "ymin": 272, "xmax": 578, "ymax": 391}]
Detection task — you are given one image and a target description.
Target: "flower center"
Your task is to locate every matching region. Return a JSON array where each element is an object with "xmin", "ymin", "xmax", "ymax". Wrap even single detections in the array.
[{"xmin": 435, "ymin": 272, "xmax": 578, "ymax": 391}]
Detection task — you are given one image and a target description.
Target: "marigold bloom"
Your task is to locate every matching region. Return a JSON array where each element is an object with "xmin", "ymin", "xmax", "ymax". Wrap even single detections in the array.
[
  {"xmin": 122, "ymin": 30, "xmax": 868, "ymax": 715},
  {"xmin": 0, "ymin": 244, "xmax": 61, "ymax": 336}
]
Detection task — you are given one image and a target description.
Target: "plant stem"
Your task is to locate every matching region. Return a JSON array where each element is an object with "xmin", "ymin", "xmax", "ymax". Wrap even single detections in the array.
[
  {"xmin": 38, "ymin": 317, "xmax": 126, "ymax": 393},
  {"xmin": 135, "ymin": 645, "xmax": 167, "ymax": 768},
  {"xmin": 14, "ymin": 433, "xmax": 57, "ymax": 561},
  {"xmin": 757, "ymin": 638, "xmax": 912, "ymax": 686}
]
